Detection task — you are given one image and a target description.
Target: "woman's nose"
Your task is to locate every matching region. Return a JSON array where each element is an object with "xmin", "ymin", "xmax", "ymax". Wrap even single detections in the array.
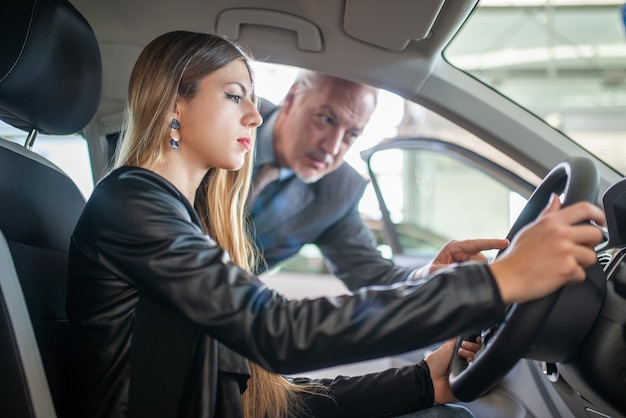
[{"xmin": 246, "ymin": 103, "xmax": 263, "ymax": 128}]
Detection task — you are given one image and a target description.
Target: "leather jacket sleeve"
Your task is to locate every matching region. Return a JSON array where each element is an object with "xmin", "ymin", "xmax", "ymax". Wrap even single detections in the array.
[
  {"xmin": 72, "ymin": 168, "xmax": 506, "ymax": 376},
  {"xmin": 290, "ymin": 360, "xmax": 434, "ymax": 417}
]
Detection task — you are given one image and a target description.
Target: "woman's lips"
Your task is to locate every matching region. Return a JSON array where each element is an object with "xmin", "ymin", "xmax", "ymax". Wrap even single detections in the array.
[{"xmin": 237, "ymin": 137, "xmax": 251, "ymax": 150}]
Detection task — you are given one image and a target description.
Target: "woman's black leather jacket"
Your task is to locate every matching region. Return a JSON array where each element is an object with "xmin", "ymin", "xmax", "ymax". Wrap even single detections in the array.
[{"xmin": 65, "ymin": 167, "xmax": 505, "ymax": 418}]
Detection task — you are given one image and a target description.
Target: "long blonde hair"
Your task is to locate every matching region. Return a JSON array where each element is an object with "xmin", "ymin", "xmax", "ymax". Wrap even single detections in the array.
[{"xmin": 113, "ymin": 31, "xmax": 320, "ymax": 418}]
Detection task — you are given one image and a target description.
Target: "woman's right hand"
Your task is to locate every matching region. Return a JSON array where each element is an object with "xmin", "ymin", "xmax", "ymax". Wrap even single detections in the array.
[{"xmin": 490, "ymin": 195, "xmax": 605, "ymax": 305}]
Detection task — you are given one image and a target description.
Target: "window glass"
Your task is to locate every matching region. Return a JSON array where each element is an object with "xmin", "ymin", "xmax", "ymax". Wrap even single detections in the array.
[
  {"xmin": 367, "ymin": 147, "xmax": 526, "ymax": 262},
  {"xmin": 445, "ymin": 1, "xmax": 626, "ymax": 173}
]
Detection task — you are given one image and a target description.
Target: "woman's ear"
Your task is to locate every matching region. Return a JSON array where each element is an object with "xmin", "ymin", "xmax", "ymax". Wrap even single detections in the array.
[
  {"xmin": 166, "ymin": 110, "xmax": 179, "ymax": 130},
  {"xmin": 171, "ymin": 99, "xmax": 182, "ymax": 120}
]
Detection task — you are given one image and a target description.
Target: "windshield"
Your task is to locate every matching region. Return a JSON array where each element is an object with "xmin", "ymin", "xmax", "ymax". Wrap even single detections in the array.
[{"xmin": 445, "ymin": 0, "xmax": 626, "ymax": 174}]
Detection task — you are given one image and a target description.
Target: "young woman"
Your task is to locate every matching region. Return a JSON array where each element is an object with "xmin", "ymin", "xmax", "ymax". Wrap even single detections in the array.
[{"xmin": 64, "ymin": 31, "xmax": 604, "ymax": 418}]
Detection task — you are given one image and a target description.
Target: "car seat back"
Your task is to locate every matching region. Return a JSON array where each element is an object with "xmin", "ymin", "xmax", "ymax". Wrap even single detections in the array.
[{"xmin": 0, "ymin": 0, "xmax": 102, "ymax": 415}]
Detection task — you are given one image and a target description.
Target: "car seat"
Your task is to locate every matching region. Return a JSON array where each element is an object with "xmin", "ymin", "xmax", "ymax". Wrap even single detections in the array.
[{"xmin": 0, "ymin": 0, "xmax": 102, "ymax": 416}]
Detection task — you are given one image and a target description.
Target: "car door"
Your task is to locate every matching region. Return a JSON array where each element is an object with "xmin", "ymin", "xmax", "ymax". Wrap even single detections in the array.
[{"xmin": 360, "ymin": 136, "xmax": 535, "ymax": 268}]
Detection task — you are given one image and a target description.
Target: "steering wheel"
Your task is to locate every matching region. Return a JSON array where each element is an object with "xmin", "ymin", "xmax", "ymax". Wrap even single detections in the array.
[{"xmin": 449, "ymin": 157, "xmax": 606, "ymax": 402}]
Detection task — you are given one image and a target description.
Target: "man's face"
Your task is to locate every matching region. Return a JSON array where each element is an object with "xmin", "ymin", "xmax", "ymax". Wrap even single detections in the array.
[{"xmin": 273, "ymin": 78, "xmax": 376, "ymax": 183}]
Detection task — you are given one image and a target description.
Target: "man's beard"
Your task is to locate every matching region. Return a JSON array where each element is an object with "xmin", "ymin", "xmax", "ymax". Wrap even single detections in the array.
[{"xmin": 294, "ymin": 168, "xmax": 324, "ymax": 184}]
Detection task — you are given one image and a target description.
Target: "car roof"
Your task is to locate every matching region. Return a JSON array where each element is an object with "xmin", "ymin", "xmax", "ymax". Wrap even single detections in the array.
[{"xmin": 71, "ymin": 0, "xmax": 474, "ymax": 119}]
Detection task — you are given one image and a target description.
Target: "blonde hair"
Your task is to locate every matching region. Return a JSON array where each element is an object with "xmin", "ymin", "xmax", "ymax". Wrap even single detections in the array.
[
  {"xmin": 195, "ymin": 167, "xmax": 318, "ymax": 418},
  {"xmin": 113, "ymin": 31, "xmax": 322, "ymax": 418}
]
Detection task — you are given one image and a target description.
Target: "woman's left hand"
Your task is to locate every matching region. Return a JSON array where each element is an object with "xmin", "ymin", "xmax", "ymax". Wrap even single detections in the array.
[{"xmin": 424, "ymin": 336, "xmax": 481, "ymax": 404}]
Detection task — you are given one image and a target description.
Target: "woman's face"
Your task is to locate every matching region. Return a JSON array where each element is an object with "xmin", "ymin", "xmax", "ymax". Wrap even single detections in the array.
[{"xmin": 175, "ymin": 59, "xmax": 262, "ymax": 171}]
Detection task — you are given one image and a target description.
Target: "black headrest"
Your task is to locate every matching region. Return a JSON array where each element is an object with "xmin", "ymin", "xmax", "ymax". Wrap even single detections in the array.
[{"xmin": 0, "ymin": 0, "xmax": 102, "ymax": 135}]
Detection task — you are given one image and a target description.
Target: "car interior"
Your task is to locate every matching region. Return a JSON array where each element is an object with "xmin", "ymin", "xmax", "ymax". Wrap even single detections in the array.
[{"xmin": 0, "ymin": 0, "xmax": 625, "ymax": 417}]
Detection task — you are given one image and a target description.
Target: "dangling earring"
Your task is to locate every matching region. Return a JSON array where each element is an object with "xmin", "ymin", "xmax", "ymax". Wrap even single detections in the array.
[{"xmin": 170, "ymin": 118, "xmax": 180, "ymax": 149}]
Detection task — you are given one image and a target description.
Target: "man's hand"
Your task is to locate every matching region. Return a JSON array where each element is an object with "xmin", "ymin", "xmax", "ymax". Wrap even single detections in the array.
[{"xmin": 414, "ymin": 239, "xmax": 509, "ymax": 279}]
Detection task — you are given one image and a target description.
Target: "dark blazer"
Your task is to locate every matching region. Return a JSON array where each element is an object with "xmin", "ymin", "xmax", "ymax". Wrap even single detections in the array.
[
  {"xmin": 66, "ymin": 167, "xmax": 505, "ymax": 417},
  {"xmin": 252, "ymin": 104, "xmax": 413, "ymax": 290}
]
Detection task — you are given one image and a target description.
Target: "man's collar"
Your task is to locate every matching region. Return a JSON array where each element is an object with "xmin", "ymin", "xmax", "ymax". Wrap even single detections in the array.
[{"xmin": 254, "ymin": 111, "xmax": 294, "ymax": 181}]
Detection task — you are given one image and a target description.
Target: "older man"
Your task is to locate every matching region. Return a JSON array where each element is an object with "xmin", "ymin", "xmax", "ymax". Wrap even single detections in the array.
[{"xmin": 249, "ymin": 70, "xmax": 506, "ymax": 288}]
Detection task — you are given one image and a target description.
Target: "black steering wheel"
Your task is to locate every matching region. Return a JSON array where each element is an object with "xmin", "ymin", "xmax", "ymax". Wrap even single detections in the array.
[{"xmin": 449, "ymin": 157, "xmax": 606, "ymax": 402}]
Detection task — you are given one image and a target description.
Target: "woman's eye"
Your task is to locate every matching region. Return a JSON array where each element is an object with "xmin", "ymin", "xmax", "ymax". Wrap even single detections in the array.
[{"xmin": 225, "ymin": 93, "xmax": 242, "ymax": 104}]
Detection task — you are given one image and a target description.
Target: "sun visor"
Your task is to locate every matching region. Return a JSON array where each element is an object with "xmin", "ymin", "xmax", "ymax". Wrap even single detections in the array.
[{"xmin": 343, "ymin": 0, "xmax": 445, "ymax": 51}]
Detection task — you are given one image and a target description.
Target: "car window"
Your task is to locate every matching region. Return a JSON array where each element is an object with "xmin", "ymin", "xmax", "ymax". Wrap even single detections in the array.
[
  {"xmin": 251, "ymin": 63, "xmax": 539, "ymax": 273},
  {"xmin": 364, "ymin": 142, "xmax": 529, "ymax": 264},
  {"xmin": 445, "ymin": 0, "xmax": 626, "ymax": 174}
]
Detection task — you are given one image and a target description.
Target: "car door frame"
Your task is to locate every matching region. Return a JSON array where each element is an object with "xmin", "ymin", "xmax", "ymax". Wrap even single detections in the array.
[{"xmin": 360, "ymin": 136, "xmax": 536, "ymax": 257}]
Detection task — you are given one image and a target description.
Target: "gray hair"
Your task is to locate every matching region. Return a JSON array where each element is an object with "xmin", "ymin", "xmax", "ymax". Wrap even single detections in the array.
[{"xmin": 292, "ymin": 69, "xmax": 379, "ymax": 106}]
